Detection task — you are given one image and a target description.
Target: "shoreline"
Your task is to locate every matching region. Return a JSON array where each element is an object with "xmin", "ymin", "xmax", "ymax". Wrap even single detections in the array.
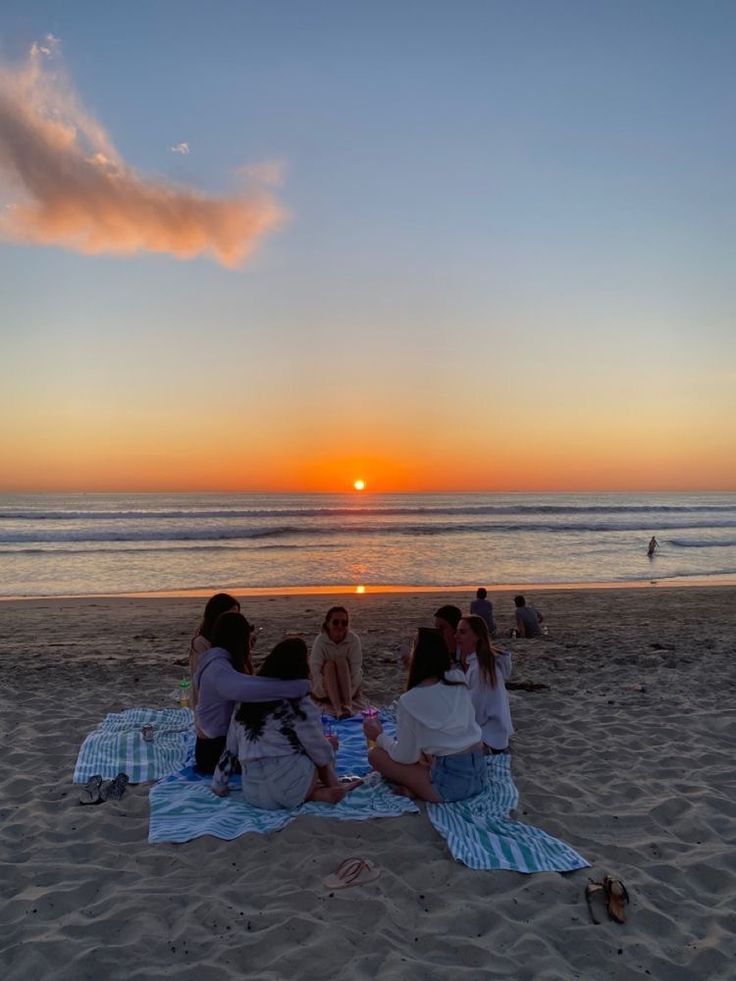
[{"xmin": 2, "ymin": 572, "xmax": 736, "ymax": 602}]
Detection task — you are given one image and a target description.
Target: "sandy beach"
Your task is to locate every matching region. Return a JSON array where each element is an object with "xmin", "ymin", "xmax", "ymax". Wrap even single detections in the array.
[{"xmin": 1, "ymin": 585, "xmax": 735, "ymax": 979}]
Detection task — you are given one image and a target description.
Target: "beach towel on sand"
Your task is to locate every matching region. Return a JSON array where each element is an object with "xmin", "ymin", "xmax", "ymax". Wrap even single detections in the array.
[
  {"xmin": 148, "ymin": 714, "xmax": 588, "ymax": 874},
  {"xmin": 148, "ymin": 713, "xmax": 419, "ymax": 843},
  {"xmin": 73, "ymin": 708, "xmax": 195, "ymax": 784},
  {"xmin": 149, "ymin": 767, "xmax": 420, "ymax": 842},
  {"xmin": 427, "ymin": 754, "xmax": 589, "ymax": 873}
]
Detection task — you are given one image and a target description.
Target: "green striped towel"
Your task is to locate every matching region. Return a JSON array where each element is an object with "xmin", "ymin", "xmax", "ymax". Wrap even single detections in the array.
[
  {"xmin": 148, "ymin": 768, "xmax": 419, "ymax": 842},
  {"xmin": 427, "ymin": 754, "xmax": 589, "ymax": 872},
  {"xmin": 73, "ymin": 708, "xmax": 195, "ymax": 784}
]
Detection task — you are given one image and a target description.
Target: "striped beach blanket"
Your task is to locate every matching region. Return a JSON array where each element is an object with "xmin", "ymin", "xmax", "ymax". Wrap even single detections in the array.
[
  {"xmin": 427, "ymin": 754, "xmax": 589, "ymax": 873},
  {"xmin": 148, "ymin": 767, "xmax": 419, "ymax": 843},
  {"xmin": 73, "ymin": 708, "xmax": 195, "ymax": 784},
  {"xmin": 148, "ymin": 710, "xmax": 411, "ymax": 843}
]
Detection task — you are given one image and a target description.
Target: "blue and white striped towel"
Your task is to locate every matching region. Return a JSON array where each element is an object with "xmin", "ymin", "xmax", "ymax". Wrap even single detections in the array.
[
  {"xmin": 148, "ymin": 710, "xmax": 411, "ymax": 842},
  {"xmin": 73, "ymin": 708, "xmax": 195, "ymax": 784},
  {"xmin": 148, "ymin": 767, "xmax": 419, "ymax": 842},
  {"xmin": 427, "ymin": 754, "xmax": 589, "ymax": 873}
]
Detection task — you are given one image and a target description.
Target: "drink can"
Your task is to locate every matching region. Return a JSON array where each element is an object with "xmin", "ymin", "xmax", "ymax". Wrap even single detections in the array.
[
  {"xmin": 141, "ymin": 723, "xmax": 155, "ymax": 742},
  {"xmin": 361, "ymin": 707, "xmax": 379, "ymax": 750}
]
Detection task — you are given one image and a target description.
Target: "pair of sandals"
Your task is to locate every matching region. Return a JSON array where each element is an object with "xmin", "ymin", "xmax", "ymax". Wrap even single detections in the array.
[
  {"xmin": 79, "ymin": 772, "xmax": 129, "ymax": 806},
  {"xmin": 585, "ymin": 875, "xmax": 630, "ymax": 924}
]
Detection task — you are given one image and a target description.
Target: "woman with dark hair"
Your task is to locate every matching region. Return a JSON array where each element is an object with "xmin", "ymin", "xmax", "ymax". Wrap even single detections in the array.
[
  {"xmin": 212, "ymin": 638, "xmax": 361, "ymax": 808},
  {"xmin": 189, "ymin": 593, "xmax": 240, "ymax": 709},
  {"xmin": 193, "ymin": 612, "xmax": 310, "ymax": 775},
  {"xmin": 456, "ymin": 615, "xmax": 513, "ymax": 753},
  {"xmin": 310, "ymin": 606, "xmax": 363, "ymax": 719},
  {"xmin": 362, "ymin": 627, "xmax": 485, "ymax": 803}
]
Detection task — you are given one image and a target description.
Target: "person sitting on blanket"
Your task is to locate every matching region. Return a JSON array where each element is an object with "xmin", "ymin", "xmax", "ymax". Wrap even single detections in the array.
[
  {"xmin": 189, "ymin": 592, "xmax": 240, "ymax": 710},
  {"xmin": 310, "ymin": 606, "xmax": 363, "ymax": 719},
  {"xmin": 433, "ymin": 604, "xmax": 462, "ymax": 664},
  {"xmin": 193, "ymin": 612, "xmax": 310, "ymax": 775},
  {"xmin": 212, "ymin": 637, "xmax": 362, "ymax": 808},
  {"xmin": 362, "ymin": 627, "xmax": 485, "ymax": 803},
  {"xmin": 456, "ymin": 615, "xmax": 514, "ymax": 754}
]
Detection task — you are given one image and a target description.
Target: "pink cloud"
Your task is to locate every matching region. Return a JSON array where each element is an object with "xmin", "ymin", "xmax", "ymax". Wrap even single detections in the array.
[{"xmin": 0, "ymin": 43, "xmax": 284, "ymax": 267}]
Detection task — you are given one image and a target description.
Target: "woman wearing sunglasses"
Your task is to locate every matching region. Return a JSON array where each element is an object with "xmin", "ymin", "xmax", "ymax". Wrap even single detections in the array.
[{"xmin": 310, "ymin": 605, "xmax": 363, "ymax": 719}]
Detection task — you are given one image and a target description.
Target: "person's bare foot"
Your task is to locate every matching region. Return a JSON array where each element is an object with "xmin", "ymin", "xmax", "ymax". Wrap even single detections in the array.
[
  {"xmin": 311, "ymin": 785, "xmax": 348, "ymax": 805},
  {"xmin": 338, "ymin": 778, "xmax": 363, "ymax": 792}
]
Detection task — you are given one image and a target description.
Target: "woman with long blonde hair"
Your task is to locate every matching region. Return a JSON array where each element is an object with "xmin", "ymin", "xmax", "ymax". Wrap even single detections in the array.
[{"xmin": 456, "ymin": 615, "xmax": 513, "ymax": 753}]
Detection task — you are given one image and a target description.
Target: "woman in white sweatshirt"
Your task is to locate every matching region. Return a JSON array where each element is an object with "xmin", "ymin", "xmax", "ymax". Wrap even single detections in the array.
[
  {"xmin": 456, "ymin": 615, "xmax": 513, "ymax": 753},
  {"xmin": 362, "ymin": 627, "xmax": 484, "ymax": 802}
]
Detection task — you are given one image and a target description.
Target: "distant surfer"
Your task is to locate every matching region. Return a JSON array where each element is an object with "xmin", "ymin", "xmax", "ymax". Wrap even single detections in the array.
[{"xmin": 647, "ymin": 536, "xmax": 658, "ymax": 557}]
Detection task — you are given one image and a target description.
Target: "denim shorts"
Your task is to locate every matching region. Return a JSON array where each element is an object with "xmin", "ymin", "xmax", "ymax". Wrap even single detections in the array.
[
  {"xmin": 241, "ymin": 754, "xmax": 315, "ymax": 810},
  {"xmin": 430, "ymin": 749, "xmax": 486, "ymax": 803}
]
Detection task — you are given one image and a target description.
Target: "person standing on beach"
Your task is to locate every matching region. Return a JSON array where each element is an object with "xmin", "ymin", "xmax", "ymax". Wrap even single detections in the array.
[
  {"xmin": 470, "ymin": 588, "xmax": 497, "ymax": 638},
  {"xmin": 513, "ymin": 595, "xmax": 543, "ymax": 638},
  {"xmin": 648, "ymin": 536, "xmax": 658, "ymax": 557},
  {"xmin": 310, "ymin": 606, "xmax": 363, "ymax": 719}
]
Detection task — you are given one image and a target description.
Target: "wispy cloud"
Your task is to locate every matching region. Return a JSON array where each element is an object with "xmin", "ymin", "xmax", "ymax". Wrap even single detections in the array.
[
  {"xmin": 0, "ymin": 41, "xmax": 284, "ymax": 267},
  {"xmin": 239, "ymin": 159, "xmax": 287, "ymax": 187},
  {"xmin": 170, "ymin": 142, "xmax": 190, "ymax": 155}
]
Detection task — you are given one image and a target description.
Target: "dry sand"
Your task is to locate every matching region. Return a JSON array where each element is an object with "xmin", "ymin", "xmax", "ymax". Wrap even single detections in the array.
[{"xmin": 1, "ymin": 586, "xmax": 735, "ymax": 980}]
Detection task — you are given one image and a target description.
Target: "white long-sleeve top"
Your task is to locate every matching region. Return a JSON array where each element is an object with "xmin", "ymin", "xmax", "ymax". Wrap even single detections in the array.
[
  {"xmin": 376, "ymin": 673, "xmax": 481, "ymax": 764},
  {"xmin": 309, "ymin": 630, "xmax": 363, "ymax": 699},
  {"xmin": 466, "ymin": 651, "xmax": 514, "ymax": 751}
]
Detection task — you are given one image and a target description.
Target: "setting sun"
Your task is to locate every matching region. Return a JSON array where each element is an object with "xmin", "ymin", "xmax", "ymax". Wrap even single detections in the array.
[{"xmin": 353, "ymin": 480, "xmax": 366, "ymax": 491}]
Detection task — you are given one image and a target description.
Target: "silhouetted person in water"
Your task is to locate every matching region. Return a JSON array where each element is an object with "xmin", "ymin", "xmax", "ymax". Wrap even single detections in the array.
[{"xmin": 648, "ymin": 536, "xmax": 658, "ymax": 557}]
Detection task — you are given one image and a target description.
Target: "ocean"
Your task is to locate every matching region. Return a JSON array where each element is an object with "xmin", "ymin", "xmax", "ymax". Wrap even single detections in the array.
[{"xmin": 1, "ymin": 492, "xmax": 735, "ymax": 598}]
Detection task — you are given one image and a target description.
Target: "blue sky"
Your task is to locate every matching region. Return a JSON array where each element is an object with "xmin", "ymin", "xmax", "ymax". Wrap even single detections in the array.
[{"xmin": 1, "ymin": 1, "xmax": 734, "ymax": 491}]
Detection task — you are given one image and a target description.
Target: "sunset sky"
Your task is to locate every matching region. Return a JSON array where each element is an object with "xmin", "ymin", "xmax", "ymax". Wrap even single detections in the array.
[{"xmin": 1, "ymin": 1, "xmax": 734, "ymax": 493}]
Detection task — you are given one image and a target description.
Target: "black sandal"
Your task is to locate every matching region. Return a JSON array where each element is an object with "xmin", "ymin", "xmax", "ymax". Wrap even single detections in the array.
[
  {"xmin": 79, "ymin": 774, "xmax": 104, "ymax": 806},
  {"xmin": 99, "ymin": 772, "xmax": 129, "ymax": 802}
]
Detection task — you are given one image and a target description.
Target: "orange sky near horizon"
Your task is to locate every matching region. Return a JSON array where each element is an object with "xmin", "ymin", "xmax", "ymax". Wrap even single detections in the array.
[
  {"xmin": 2, "ymin": 18, "xmax": 735, "ymax": 497},
  {"xmin": 2, "ymin": 394, "xmax": 734, "ymax": 493}
]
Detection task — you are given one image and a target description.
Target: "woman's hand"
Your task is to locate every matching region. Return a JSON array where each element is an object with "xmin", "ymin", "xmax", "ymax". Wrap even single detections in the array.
[
  {"xmin": 363, "ymin": 718, "xmax": 383, "ymax": 740},
  {"xmin": 326, "ymin": 733, "xmax": 339, "ymax": 751}
]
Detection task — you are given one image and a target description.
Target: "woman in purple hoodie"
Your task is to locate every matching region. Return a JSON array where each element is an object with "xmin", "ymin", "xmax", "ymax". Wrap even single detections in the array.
[{"xmin": 193, "ymin": 612, "xmax": 310, "ymax": 774}]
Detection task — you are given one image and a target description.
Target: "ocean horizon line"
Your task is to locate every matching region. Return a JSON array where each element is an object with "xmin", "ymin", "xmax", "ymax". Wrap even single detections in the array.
[{"xmin": 2, "ymin": 488, "xmax": 735, "ymax": 496}]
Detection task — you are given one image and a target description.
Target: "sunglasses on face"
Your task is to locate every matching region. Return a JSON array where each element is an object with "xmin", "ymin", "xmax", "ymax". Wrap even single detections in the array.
[{"xmin": 330, "ymin": 619, "xmax": 348, "ymax": 627}]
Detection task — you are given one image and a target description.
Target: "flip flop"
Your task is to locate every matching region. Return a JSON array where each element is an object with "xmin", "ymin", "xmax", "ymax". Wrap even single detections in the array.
[
  {"xmin": 323, "ymin": 857, "xmax": 380, "ymax": 890},
  {"xmin": 99, "ymin": 772, "xmax": 129, "ymax": 802},
  {"xmin": 79, "ymin": 774, "xmax": 104, "ymax": 806},
  {"xmin": 585, "ymin": 879, "xmax": 606, "ymax": 924},
  {"xmin": 603, "ymin": 875, "xmax": 630, "ymax": 923}
]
